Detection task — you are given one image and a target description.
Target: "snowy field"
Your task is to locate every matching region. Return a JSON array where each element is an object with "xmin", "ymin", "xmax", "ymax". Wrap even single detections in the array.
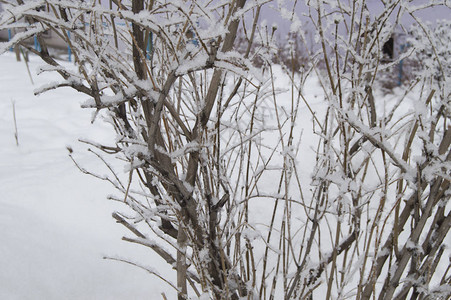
[{"xmin": 0, "ymin": 52, "xmax": 177, "ymax": 299}]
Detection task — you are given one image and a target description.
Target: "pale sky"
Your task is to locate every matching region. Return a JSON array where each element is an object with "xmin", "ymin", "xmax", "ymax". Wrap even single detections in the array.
[{"xmin": 259, "ymin": 0, "xmax": 451, "ymax": 38}]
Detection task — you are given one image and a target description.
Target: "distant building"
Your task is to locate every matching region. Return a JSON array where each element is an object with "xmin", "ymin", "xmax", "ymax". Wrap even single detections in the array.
[{"xmin": 0, "ymin": 3, "xmax": 69, "ymax": 50}]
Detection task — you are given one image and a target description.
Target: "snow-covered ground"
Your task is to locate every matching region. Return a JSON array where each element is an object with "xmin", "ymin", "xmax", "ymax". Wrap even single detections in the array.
[
  {"xmin": 1, "ymin": 47, "xmax": 448, "ymax": 299},
  {"xmin": 0, "ymin": 52, "xmax": 176, "ymax": 299}
]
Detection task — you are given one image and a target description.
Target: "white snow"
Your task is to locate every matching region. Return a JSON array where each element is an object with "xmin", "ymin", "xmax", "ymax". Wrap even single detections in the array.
[{"xmin": 0, "ymin": 52, "xmax": 176, "ymax": 299}]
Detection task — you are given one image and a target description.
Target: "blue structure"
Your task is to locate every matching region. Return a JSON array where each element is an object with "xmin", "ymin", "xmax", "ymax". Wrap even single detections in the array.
[
  {"xmin": 67, "ymin": 31, "xmax": 72, "ymax": 62},
  {"xmin": 34, "ymin": 35, "xmax": 41, "ymax": 52},
  {"xmin": 8, "ymin": 29, "xmax": 12, "ymax": 51},
  {"xmin": 147, "ymin": 32, "xmax": 153, "ymax": 59}
]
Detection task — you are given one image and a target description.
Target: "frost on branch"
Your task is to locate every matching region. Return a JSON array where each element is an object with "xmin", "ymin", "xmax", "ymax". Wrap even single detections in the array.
[{"xmin": 1, "ymin": 0, "xmax": 449, "ymax": 299}]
